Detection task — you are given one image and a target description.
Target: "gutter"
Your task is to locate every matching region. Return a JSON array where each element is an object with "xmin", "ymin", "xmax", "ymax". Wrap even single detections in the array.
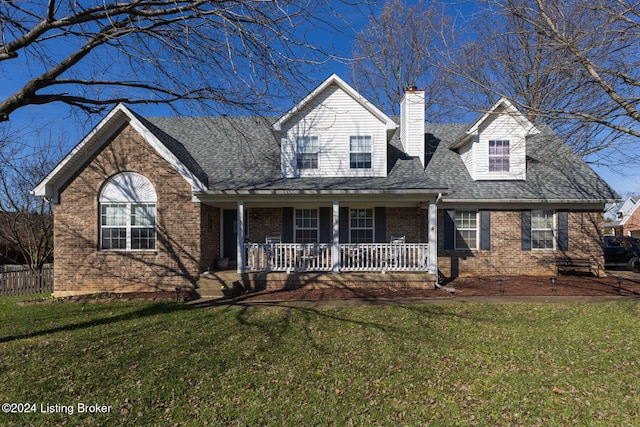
[{"xmin": 441, "ymin": 198, "xmax": 619, "ymax": 204}]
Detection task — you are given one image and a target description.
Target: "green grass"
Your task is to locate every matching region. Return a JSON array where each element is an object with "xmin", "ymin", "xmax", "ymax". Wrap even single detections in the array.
[{"xmin": 0, "ymin": 295, "xmax": 638, "ymax": 426}]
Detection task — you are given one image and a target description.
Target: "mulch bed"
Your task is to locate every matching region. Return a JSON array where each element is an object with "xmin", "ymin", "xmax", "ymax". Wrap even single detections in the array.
[
  {"xmin": 224, "ymin": 273, "xmax": 640, "ymax": 302},
  {"xmin": 17, "ymin": 273, "xmax": 640, "ymax": 305}
]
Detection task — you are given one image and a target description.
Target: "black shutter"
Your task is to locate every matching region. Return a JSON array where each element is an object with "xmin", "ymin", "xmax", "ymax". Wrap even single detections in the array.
[
  {"xmin": 319, "ymin": 207, "xmax": 331, "ymax": 243},
  {"xmin": 374, "ymin": 207, "xmax": 386, "ymax": 243},
  {"xmin": 444, "ymin": 209, "xmax": 455, "ymax": 250},
  {"xmin": 339, "ymin": 207, "xmax": 350, "ymax": 243},
  {"xmin": 557, "ymin": 210, "xmax": 569, "ymax": 251},
  {"xmin": 480, "ymin": 210, "xmax": 491, "ymax": 250},
  {"xmin": 521, "ymin": 210, "xmax": 532, "ymax": 251},
  {"xmin": 282, "ymin": 207, "xmax": 294, "ymax": 243}
]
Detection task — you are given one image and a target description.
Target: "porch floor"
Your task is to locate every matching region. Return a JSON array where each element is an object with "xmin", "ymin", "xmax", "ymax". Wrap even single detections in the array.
[{"xmin": 196, "ymin": 270, "xmax": 437, "ymax": 298}]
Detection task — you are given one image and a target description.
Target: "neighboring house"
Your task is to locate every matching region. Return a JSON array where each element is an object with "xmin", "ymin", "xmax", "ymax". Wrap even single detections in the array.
[
  {"xmin": 605, "ymin": 197, "xmax": 640, "ymax": 237},
  {"xmin": 33, "ymin": 75, "xmax": 618, "ymax": 297}
]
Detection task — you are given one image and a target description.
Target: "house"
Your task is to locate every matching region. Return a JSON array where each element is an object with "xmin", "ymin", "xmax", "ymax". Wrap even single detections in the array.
[
  {"xmin": 605, "ymin": 197, "xmax": 640, "ymax": 237},
  {"xmin": 33, "ymin": 75, "xmax": 618, "ymax": 297}
]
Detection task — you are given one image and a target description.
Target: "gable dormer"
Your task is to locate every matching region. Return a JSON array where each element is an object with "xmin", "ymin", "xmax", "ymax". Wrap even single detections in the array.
[
  {"xmin": 273, "ymin": 74, "xmax": 397, "ymax": 178},
  {"xmin": 452, "ymin": 98, "xmax": 539, "ymax": 181}
]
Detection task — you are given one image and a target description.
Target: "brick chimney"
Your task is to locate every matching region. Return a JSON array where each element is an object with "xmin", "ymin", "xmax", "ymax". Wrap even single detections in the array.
[{"xmin": 400, "ymin": 86, "xmax": 426, "ymax": 167}]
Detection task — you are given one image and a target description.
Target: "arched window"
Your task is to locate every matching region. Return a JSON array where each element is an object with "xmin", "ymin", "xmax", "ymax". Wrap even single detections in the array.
[{"xmin": 99, "ymin": 172, "xmax": 157, "ymax": 251}]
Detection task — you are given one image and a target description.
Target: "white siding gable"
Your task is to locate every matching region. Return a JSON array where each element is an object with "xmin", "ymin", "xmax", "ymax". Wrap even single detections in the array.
[
  {"xmin": 455, "ymin": 99, "xmax": 538, "ymax": 181},
  {"xmin": 281, "ymin": 83, "xmax": 388, "ymax": 178},
  {"xmin": 459, "ymin": 140, "xmax": 475, "ymax": 180},
  {"xmin": 475, "ymin": 107, "xmax": 527, "ymax": 180}
]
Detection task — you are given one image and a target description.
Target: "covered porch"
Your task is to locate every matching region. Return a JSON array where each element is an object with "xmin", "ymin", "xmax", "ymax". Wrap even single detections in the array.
[
  {"xmin": 197, "ymin": 190, "xmax": 441, "ymax": 276},
  {"xmin": 230, "ymin": 197, "xmax": 439, "ymax": 275}
]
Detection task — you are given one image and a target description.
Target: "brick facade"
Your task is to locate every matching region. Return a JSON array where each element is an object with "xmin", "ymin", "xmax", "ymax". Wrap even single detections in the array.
[
  {"xmin": 200, "ymin": 204, "xmax": 221, "ymax": 272},
  {"xmin": 385, "ymin": 207, "xmax": 425, "ymax": 243},
  {"xmin": 242, "ymin": 207, "xmax": 425, "ymax": 244},
  {"xmin": 54, "ymin": 124, "xmax": 219, "ymax": 296},
  {"xmin": 436, "ymin": 209, "xmax": 604, "ymax": 278},
  {"xmin": 247, "ymin": 208, "xmax": 283, "ymax": 243}
]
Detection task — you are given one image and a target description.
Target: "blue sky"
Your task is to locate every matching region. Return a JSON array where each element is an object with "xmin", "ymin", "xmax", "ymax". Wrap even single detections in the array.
[{"xmin": 2, "ymin": 0, "xmax": 637, "ymax": 198}]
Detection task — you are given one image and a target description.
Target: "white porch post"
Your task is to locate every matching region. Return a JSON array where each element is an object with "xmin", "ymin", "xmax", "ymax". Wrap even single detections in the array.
[
  {"xmin": 332, "ymin": 201, "xmax": 340, "ymax": 273},
  {"xmin": 428, "ymin": 201, "xmax": 438, "ymax": 276},
  {"xmin": 237, "ymin": 200, "xmax": 245, "ymax": 274}
]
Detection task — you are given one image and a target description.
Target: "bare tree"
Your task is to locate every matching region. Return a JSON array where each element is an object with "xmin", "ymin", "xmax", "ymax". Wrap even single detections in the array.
[
  {"xmin": 0, "ymin": 126, "xmax": 64, "ymax": 269},
  {"xmin": 349, "ymin": 0, "xmax": 450, "ymax": 116},
  {"xmin": 0, "ymin": 0, "xmax": 346, "ymax": 122},
  {"xmin": 442, "ymin": 0, "xmax": 640, "ymax": 156}
]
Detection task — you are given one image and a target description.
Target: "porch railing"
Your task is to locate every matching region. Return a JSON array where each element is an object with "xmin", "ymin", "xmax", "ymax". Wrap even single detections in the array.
[
  {"xmin": 245, "ymin": 243, "xmax": 332, "ymax": 272},
  {"xmin": 243, "ymin": 243, "xmax": 429, "ymax": 272},
  {"xmin": 340, "ymin": 243, "xmax": 429, "ymax": 272}
]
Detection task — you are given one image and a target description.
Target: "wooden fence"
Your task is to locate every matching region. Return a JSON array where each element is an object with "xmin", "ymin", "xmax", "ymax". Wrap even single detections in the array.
[{"xmin": 0, "ymin": 267, "xmax": 53, "ymax": 296}]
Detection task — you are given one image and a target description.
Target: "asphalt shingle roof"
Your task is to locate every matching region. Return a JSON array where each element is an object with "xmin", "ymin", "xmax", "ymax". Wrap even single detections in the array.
[
  {"xmin": 424, "ymin": 123, "xmax": 618, "ymax": 202},
  {"xmin": 145, "ymin": 116, "xmax": 444, "ymax": 193},
  {"xmin": 142, "ymin": 115, "xmax": 617, "ymax": 201}
]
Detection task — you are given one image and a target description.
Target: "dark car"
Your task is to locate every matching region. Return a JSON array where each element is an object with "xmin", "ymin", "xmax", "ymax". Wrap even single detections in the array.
[{"xmin": 604, "ymin": 236, "xmax": 640, "ymax": 272}]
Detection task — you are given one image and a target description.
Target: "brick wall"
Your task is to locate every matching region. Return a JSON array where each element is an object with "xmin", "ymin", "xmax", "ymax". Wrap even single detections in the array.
[
  {"xmin": 247, "ymin": 208, "xmax": 283, "ymax": 243},
  {"xmin": 54, "ymin": 124, "xmax": 212, "ymax": 296},
  {"xmin": 437, "ymin": 209, "xmax": 604, "ymax": 278},
  {"xmin": 385, "ymin": 207, "xmax": 425, "ymax": 243},
  {"xmin": 200, "ymin": 204, "xmax": 221, "ymax": 271},
  {"xmin": 241, "ymin": 207, "xmax": 426, "ymax": 244}
]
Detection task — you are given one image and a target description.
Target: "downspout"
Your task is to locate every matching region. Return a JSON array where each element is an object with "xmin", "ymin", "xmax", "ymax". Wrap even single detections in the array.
[
  {"xmin": 432, "ymin": 192, "xmax": 455, "ymax": 292},
  {"xmin": 433, "ymin": 193, "xmax": 442, "ymax": 288}
]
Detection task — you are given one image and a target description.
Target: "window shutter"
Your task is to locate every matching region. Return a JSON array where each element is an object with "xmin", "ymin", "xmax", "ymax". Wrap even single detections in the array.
[
  {"xmin": 480, "ymin": 210, "xmax": 491, "ymax": 250},
  {"xmin": 339, "ymin": 207, "xmax": 350, "ymax": 243},
  {"xmin": 319, "ymin": 207, "xmax": 331, "ymax": 243},
  {"xmin": 282, "ymin": 207, "xmax": 294, "ymax": 243},
  {"xmin": 557, "ymin": 210, "xmax": 569, "ymax": 251},
  {"xmin": 521, "ymin": 210, "xmax": 532, "ymax": 251},
  {"xmin": 374, "ymin": 207, "xmax": 386, "ymax": 243},
  {"xmin": 444, "ymin": 210, "xmax": 455, "ymax": 250}
]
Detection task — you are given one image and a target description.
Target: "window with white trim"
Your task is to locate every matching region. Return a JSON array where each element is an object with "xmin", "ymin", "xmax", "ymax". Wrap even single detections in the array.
[
  {"xmin": 350, "ymin": 136, "xmax": 372, "ymax": 169},
  {"xmin": 295, "ymin": 209, "xmax": 318, "ymax": 243},
  {"xmin": 489, "ymin": 140, "xmax": 510, "ymax": 172},
  {"xmin": 531, "ymin": 210, "xmax": 555, "ymax": 249},
  {"xmin": 350, "ymin": 208, "xmax": 373, "ymax": 243},
  {"xmin": 99, "ymin": 172, "xmax": 157, "ymax": 251},
  {"xmin": 455, "ymin": 210, "xmax": 478, "ymax": 250},
  {"xmin": 296, "ymin": 136, "xmax": 319, "ymax": 169}
]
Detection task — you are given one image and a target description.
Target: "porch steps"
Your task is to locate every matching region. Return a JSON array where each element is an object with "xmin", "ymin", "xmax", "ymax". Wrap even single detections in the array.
[{"xmin": 195, "ymin": 270, "xmax": 437, "ymax": 299}]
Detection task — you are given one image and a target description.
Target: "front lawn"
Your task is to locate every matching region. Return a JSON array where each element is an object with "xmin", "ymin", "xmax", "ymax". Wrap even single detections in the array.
[{"xmin": 0, "ymin": 295, "xmax": 638, "ymax": 426}]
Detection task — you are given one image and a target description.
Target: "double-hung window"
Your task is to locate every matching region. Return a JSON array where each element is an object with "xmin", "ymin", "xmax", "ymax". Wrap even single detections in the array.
[
  {"xmin": 455, "ymin": 210, "xmax": 478, "ymax": 250},
  {"xmin": 350, "ymin": 209, "xmax": 374, "ymax": 243},
  {"xmin": 296, "ymin": 136, "xmax": 319, "ymax": 169},
  {"xmin": 489, "ymin": 140, "xmax": 510, "ymax": 172},
  {"xmin": 531, "ymin": 210, "xmax": 555, "ymax": 249},
  {"xmin": 295, "ymin": 209, "xmax": 318, "ymax": 243},
  {"xmin": 350, "ymin": 136, "xmax": 372, "ymax": 169},
  {"xmin": 99, "ymin": 172, "xmax": 157, "ymax": 251}
]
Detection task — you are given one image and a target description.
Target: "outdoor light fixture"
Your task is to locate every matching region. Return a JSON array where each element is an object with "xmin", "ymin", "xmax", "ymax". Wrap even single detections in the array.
[
  {"xmin": 175, "ymin": 286, "xmax": 182, "ymax": 302},
  {"xmin": 497, "ymin": 278, "xmax": 504, "ymax": 294},
  {"xmin": 616, "ymin": 277, "xmax": 622, "ymax": 295},
  {"xmin": 551, "ymin": 276, "xmax": 557, "ymax": 292}
]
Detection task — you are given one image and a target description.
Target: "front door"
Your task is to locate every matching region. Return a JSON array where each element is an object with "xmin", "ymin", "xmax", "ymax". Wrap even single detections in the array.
[{"xmin": 223, "ymin": 209, "xmax": 237, "ymax": 264}]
